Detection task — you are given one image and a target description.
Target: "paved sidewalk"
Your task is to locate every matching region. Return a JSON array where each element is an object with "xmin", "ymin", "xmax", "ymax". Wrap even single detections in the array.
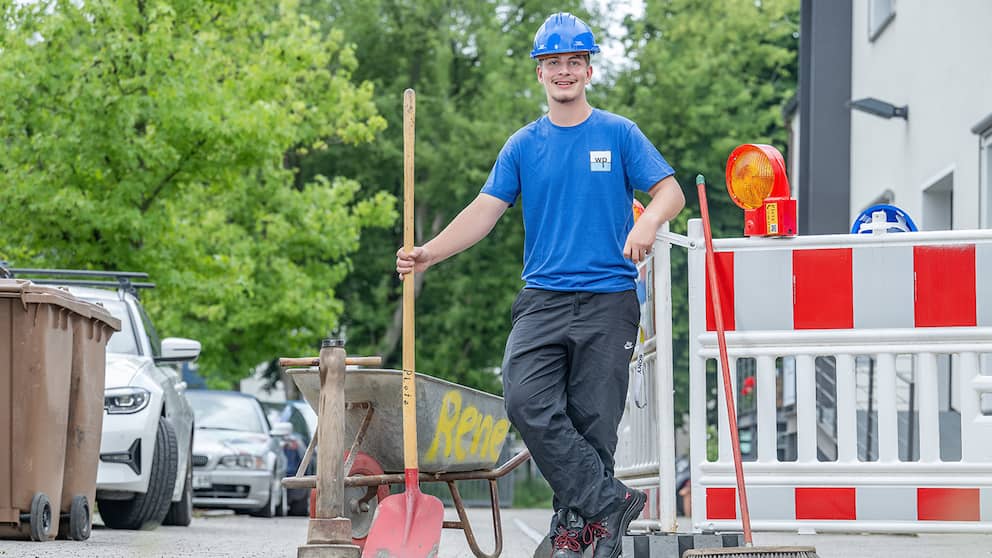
[{"xmin": 441, "ymin": 508, "xmax": 992, "ymax": 558}]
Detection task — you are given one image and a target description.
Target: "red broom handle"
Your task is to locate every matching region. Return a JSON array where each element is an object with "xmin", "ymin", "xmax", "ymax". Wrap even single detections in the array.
[{"xmin": 696, "ymin": 175, "xmax": 753, "ymax": 545}]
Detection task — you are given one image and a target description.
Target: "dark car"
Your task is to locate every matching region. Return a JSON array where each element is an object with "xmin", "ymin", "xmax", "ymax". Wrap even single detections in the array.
[{"xmin": 261, "ymin": 400, "xmax": 317, "ymax": 516}]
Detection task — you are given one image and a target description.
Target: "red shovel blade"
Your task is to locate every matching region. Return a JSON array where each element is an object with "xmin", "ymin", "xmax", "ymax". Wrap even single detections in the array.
[{"xmin": 361, "ymin": 479, "xmax": 443, "ymax": 558}]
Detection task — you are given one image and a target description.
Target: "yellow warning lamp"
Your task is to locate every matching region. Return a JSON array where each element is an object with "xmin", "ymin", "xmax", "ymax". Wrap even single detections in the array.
[{"xmin": 725, "ymin": 144, "xmax": 797, "ymax": 237}]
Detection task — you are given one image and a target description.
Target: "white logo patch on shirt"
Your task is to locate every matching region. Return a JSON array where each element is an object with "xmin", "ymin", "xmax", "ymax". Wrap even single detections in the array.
[{"xmin": 590, "ymin": 150, "xmax": 612, "ymax": 172}]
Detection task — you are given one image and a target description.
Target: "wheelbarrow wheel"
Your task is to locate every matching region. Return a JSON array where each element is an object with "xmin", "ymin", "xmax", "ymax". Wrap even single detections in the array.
[
  {"xmin": 310, "ymin": 451, "xmax": 389, "ymax": 550},
  {"xmin": 29, "ymin": 492, "xmax": 52, "ymax": 542},
  {"xmin": 345, "ymin": 452, "xmax": 389, "ymax": 548}
]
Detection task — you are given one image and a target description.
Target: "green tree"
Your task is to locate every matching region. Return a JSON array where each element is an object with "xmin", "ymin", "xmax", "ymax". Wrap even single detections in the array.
[
  {"xmin": 300, "ymin": 0, "xmax": 586, "ymax": 393},
  {"xmin": 606, "ymin": 0, "xmax": 800, "ymax": 422},
  {"xmin": 302, "ymin": 1, "xmax": 798, "ymax": 408},
  {"xmin": 0, "ymin": 0, "xmax": 394, "ymax": 384}
]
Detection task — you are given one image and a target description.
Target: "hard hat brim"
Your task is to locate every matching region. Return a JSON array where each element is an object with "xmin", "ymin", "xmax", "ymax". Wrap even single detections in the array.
[{"xmin": 530, "ymin": 46, "xmax": 600, "ymax": 59}]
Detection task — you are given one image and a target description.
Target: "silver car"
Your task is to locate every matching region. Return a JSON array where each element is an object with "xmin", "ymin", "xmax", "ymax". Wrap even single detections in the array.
[{"xmin": 187, "ymin": 390, "xmax": 289, "ymax": 517}]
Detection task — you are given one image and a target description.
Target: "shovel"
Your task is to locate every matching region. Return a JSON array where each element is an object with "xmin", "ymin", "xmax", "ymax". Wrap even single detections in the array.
[{"xmin": 361, "ymin": 89, "xmax": 444, "ymax": 558}]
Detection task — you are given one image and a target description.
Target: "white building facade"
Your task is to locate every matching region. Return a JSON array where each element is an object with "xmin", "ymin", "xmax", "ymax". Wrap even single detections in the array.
[{"xmin": 848, "ymin": 0, "xmax": 992, "ymax": 230}]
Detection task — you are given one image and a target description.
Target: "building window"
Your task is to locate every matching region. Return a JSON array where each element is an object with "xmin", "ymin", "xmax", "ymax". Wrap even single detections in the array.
[
  {"xmin": 868, "ymin": 0, "xmax": 895, "ymax": 41},
  {"xmin": 922, "ymin": 171, "xmax": 953, "ymax": 231}
]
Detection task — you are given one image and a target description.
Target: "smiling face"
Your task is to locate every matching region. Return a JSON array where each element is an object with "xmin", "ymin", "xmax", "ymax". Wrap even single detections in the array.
[{"xmin": 536, "ymin": 52, "xmax": 593, "ymax": 105}]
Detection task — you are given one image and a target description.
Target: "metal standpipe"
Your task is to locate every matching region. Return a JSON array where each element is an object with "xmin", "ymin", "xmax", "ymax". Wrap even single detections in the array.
[{"xmin": 298, "ymin": 338, "xmax": 360, "ymax": 558}]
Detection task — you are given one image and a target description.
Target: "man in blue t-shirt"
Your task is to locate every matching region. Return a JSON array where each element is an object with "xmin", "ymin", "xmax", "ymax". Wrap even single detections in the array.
[{"xmin": 396, "ymin": 12, "xmax": 685, "ymax": 558}]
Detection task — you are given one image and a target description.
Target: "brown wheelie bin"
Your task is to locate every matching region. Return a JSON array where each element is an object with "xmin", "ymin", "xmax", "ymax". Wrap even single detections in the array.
[
  {"xmin": 0, "ymin": 280, "xmax": 119, "ymax": 541},
  {"xmin": 59, "ymin": 296, "xmax": 119, "ymax": 541}
]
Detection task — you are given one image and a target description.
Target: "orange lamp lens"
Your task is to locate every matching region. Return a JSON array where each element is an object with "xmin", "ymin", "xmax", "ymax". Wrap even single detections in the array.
[
  {"xmin": 632, "ymin": 199, "xmax": 645, "ymax": 222},
  {"xmin": 728, "ymin": 148, "xmax": 776, "ymax": 210}
]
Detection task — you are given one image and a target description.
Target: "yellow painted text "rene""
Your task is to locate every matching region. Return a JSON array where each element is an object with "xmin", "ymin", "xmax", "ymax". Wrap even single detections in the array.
[{"xmin": 425, "ymin": 390, "xmax": 509, "ymax": 464}]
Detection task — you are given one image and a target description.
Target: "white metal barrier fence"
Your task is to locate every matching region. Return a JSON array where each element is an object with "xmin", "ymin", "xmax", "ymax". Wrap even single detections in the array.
[
  {"xmin": 614, "ymin": 223, "xmax": 683, "ymax": 533},
  {"xmin": 615, "ymin": 218, "xmax": 992, "ymax": 534}
]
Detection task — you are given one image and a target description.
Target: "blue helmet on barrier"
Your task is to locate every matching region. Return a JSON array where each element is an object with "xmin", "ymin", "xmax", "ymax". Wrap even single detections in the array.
[
  {"xmin": 851, "ymin": 204, "xmax": 919, "ymax": 234},
  {"xmin": 530, "ymin": 12, "xmax": 601, "ymax": 59}
]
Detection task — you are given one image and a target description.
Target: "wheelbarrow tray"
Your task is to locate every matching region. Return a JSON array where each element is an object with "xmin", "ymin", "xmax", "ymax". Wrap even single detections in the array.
[{"xmin": 288, "ymin": 368, "xmax": 510, "ymax": 474}]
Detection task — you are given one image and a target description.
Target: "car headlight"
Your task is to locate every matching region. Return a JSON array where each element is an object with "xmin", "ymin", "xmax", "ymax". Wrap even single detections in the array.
[
  {"xmin": 219, "ymin": 454, "xmax": 267, "ymax": 469},
  {"xmin": 104, "ymin": 387, "xmax": 151, "ymax": 415}
]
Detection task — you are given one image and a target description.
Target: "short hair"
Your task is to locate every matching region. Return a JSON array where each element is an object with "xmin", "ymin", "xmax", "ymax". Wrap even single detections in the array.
[{"xmin": 537, "ymin": 53, "xmax": 591, "ymax": 67}]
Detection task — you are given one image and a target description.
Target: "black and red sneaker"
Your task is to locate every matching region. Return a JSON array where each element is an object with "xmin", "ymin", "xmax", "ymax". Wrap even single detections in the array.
[
  {"xmin": 587, "ymin": 489, "xmax": 646, "ymax": 558},
  {"xmin": 551, "ymin": 509, "xmax": 591, "ymax": 558}
]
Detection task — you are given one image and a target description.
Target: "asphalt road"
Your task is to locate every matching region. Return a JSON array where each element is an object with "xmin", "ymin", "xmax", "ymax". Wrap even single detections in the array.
[
  {"xmin": 1, "ymin": 509, "xmax": 991, "ymax": 558},
  {"xmin": 0, "ymin": 508, "xmax": 545, "ymax": 558}
]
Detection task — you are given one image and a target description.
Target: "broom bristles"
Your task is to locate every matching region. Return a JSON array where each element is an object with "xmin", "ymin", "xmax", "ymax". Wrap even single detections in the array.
[{"xmin": 682, "ymin": 546, "xmax": 819, "ymax": 558}]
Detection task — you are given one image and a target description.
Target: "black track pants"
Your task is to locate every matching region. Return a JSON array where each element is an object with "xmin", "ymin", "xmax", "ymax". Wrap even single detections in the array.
[{"xmin": 501, "ymin": 288, "xmax": 639, "ymax": 520}]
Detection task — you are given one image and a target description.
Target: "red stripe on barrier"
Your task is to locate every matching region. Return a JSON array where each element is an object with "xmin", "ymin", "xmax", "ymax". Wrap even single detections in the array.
[
  {"xmin": 652, "ymin": 488, "xmax": 659, "ymax": 520},
  {"xmin": 706, "ymin": 252, "xmax": 735, "ymax": 332},
  {"xmin": 793, "ymin": 248, "xmax": 853, "ymax": 329},
  {"xmin": 795, "ymin": 487, "xmax": 857, "ymax": 520},
  {"xmin": 914, "ymin": 245, "xmax": 977, "ymax": 327},
  {"xmin": 706, "ymin": 487, "xmax": 737, "ymax": 520},
  {"xmin": 643, "ymin": 488, "xmax": 658, "ymax": 520},
  {"xmin": 918, "ymin": 488, "xmax": 981, "ymax": 521}
]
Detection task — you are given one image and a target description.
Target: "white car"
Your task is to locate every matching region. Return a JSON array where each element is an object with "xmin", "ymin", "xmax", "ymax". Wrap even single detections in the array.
[{"xmin": 67, "ymin": 285, "xmax": 201, "ymax": 530}]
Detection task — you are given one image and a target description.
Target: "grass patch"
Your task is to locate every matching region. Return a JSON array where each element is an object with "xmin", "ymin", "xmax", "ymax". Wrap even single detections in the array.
[{"xmin": 513, "ymin": 475, "xmax": 553, "ymax": 508}]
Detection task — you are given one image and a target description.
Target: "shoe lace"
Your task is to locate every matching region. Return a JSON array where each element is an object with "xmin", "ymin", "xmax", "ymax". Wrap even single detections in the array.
[
  {"xmin": 583, "ymin": 520, "xmax": 609, "ymax": 543},
  {"xmin": 553, "ymin": 526, "xmax": 582, "ymax": 552}
]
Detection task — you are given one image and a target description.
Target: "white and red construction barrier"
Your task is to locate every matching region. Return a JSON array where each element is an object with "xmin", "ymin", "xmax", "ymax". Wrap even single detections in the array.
[{"xmin": 614, "ymin": 220, "xmax": 992, "ymax": 534}]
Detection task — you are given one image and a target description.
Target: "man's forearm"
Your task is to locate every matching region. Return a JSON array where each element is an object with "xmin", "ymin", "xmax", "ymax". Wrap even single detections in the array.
[
  {"xmin": 422, "ymin": 193, "xmax": 509, "ymax": 266},
  {"xmin": 641, "ymin": 175, "xmax": 686, "ymax": 230}
]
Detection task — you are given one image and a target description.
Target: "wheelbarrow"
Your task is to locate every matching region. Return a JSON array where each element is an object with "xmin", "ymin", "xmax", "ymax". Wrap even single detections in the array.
[{"xmin": 279, "ymin": 362, "xmax": 530, "ymax": 558}]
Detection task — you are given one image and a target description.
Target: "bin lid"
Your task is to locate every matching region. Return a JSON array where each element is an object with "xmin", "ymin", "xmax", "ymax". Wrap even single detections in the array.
[{"xmin": 0, "ymin": 279, "xmax": 121, "ymax": 331}]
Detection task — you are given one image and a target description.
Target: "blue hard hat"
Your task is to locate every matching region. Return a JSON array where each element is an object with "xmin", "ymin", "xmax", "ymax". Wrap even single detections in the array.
[
  {"xmin": 851, "ymin": 204, "xmax": 919, "ymax": 234},
  {"xmin": 530, "ymin": 12, "xmax": 601, "ymax": 59}
]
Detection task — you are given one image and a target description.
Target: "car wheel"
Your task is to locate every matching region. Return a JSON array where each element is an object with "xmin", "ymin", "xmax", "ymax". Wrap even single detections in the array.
[
  {"xmin": 288, "ymin": 489, "xmax": 310, "ymax": 517},
  {"xmin": 250, "ymin": 473, "xmax": 278, "ymax": 518},
  {"xmin": 98, "ymin": 417, "xmax": 179, "ymax": 530},
  {"xmin": 163, "ymin": 443, "xmax": 193, "ymax": 526},
  {"xmin": 277, "ymin": 486, "xmax": 288, "ymax": 517}
]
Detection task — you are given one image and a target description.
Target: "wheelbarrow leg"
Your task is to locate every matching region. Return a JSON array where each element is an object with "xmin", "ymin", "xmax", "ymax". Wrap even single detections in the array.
[
  {"xmin": 297, "ymin": 424, "xmax": 318, "ymax": 478},
  {"xmin": 295, "ymin": 401, "xmax": 376, "ymax": 479},
  {"xmin": 442, "ymin": 479, "xmax": 503, "ymax": 558},
  {"xmin": 342, "ymin": 402, "xmax": 374, "ymax": 477}
]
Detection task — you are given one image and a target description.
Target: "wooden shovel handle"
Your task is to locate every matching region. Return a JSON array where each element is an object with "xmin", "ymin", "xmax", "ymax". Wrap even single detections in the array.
[{"xmin": 402, "ymin": 88, "xmax": 418, "ymax": 470}]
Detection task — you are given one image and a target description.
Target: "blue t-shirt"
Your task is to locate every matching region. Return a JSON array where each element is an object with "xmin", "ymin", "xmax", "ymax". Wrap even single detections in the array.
[{"xmin": 481, "ymin": 108, "xmax": 675, "ymax": 292}]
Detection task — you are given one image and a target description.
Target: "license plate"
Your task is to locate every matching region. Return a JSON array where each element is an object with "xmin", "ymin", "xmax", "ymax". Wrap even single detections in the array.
[{"xmin": 193, "ymin": 474, "xmax": 212, "ymax": 489}]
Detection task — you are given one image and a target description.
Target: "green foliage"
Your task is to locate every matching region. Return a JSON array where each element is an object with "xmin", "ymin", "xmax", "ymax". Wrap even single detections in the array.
[
  {"xmin": 0, "ymin": 0, "xmax": 394, "ymax": 384},
  {"xmin": 299, "ymin": 0, "xmax": 587, "ymax": 393},
  {"xmin": 605, "ymin": 0, "xmax": 800, "ymax": 423},
  {"xmin": 513, "ymin": 475, "xmax": 554, "ymax": 509},
  {"xmin": 295, "ymin": 0, "xmax": 798, "ymax": 404},
  {"xmin": 0, "ymin": 0, "xmax": 800, "ymax": 404},
  {"xmin": 707, "ymin": 424, "xmax": 720, "ymax": 461}
]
